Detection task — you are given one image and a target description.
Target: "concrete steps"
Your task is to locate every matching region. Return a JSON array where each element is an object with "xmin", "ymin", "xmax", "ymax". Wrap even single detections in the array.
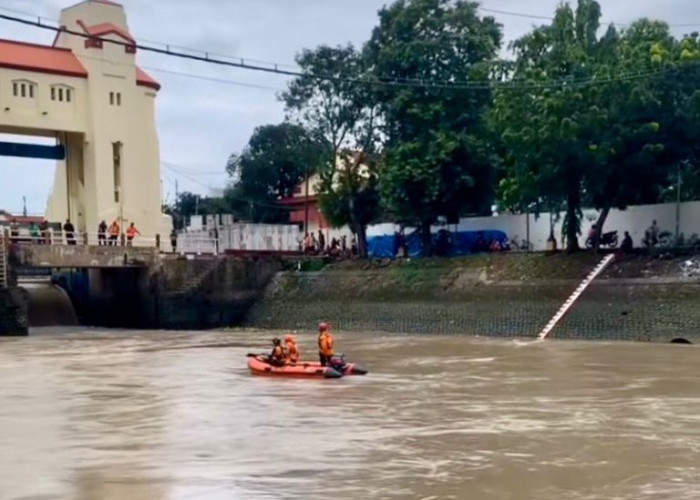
[{"xmin": 168, "ymin": 259, "xmax": 223, "ymax": 297}]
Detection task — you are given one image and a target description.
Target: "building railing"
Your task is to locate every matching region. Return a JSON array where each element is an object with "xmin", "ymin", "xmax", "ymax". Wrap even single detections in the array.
[
  {"xmin": 3, "ymin": 230, "xmax": 163, "ymax": 249},
  {"xmin": 1, "ymin": 225, "xmax": 310, "ymax": 256}
]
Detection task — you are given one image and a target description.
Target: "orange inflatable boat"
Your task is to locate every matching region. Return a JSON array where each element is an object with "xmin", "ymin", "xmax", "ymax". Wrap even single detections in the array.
[{"xmin": 247, "ymin": 354, "xmax": 343, "ymax": 378}]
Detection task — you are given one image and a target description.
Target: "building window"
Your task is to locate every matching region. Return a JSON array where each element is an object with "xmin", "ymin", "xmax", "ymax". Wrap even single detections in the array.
[
  {"xmin": 12, "ymin": 80, "xmax": 36, "ymax": 99},
  {"xmin": 51, "ymin": 85, "xmax": 74, "ymax": 103},
  {"xmin": 109, "ymin": 92, "xmax": 122, "ymax": 106},
  {"xmin": 113, "ymin": 142, "xmax": 122, "ymax": 203}
]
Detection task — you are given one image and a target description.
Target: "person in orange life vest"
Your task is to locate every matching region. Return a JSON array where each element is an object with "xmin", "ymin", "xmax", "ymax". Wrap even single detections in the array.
[
  {"xmin": 284, "ymin": 335, "xmax": 300, "ymax": 363},
  {"xmin": 126, "ymin": 222, "xmax": 141, "ymax": 246},
  {"xmin": 317, "ymin": 322, "xmax": 335, "ymax": 366},
  {"xmin": 269, "ymin": 337, "xmax": 286, "ymax": 366},
  {"xmin": 109, "ymin": 220, "xmax": 120, "ymax": 246}
]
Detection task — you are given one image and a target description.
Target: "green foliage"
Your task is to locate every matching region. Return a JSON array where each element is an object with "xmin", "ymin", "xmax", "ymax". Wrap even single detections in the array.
[
  {"xmin": 490, "ymin": 1, "xmax": 691, "ymax": 251},
  {"xmin": 365, "ymin": 0, "xmax": 502, "ymax": 254},
  {"xmin": 283, "ymin": 45, "xmax": 381, "ymax": 257},
  {"xmin": 225, "ymin": 123, "xmax": 329, "ymax": 223},
  {"xmin": 227, "ymin": 0, "xmax": 700, "ymax": 258},
  {"xmin": 167, "ymin": 191, "xmax": 229, "ymax": 229}
]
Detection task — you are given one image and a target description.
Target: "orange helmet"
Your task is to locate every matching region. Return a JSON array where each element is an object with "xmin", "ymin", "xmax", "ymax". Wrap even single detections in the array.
[
  {"xmin": 284, "ymin": 334, "xmax": 295, "ymax": 343},
  {"xmin": 319, "ymin": 322, "xmax": 329, "ymax": 332}
]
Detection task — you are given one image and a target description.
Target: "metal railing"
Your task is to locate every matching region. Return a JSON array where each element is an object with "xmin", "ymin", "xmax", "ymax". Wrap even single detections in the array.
[
  {"xmin": 3, "ymin": 230, "xmax": 162, "ymax": 249},
  {"xmin": 1, "ymin": 228, "xmax": 308, "ymax": 256}
]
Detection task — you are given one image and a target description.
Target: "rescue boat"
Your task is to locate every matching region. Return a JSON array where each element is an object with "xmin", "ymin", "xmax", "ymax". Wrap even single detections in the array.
[{"xmin": 247, "ymin": 354, "xmax": 343, "ymax": 378}]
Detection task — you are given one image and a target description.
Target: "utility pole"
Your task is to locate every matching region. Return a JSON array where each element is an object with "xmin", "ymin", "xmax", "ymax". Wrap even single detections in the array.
[
  {"xmin": 304, "ymin": 170, "xmax": 310, "ymax": 236},
  {"xmin": 22, "ymin": 196, "xmax": 27, "ymax": 217},
  {"xmin": 304, "ymin": 144, "xmax": 310, "ymax": 237},
  {"xmin": 175, "ymin": 179, "xmax": 180, "ymax": 229},
  {"xmin": 675, "ymin": 162, "xmax": 683, "ymax": 244}
]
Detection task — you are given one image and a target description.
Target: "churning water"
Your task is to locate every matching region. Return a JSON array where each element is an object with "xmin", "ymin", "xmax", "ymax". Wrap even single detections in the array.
[{"xmin": 1, "ymin": 329, "xmax": 699, "ymax": 499}]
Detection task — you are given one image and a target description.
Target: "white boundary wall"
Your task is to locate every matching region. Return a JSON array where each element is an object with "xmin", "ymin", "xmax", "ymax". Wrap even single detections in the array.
[
  {"xmin": 367, "ymin": 201, "xmax": 700, "ymax": 251},
  {"xmin": 175, "ymin": 201, "xmax": 700, "ymax": 254},
  {"xmin": 177, "ymin": 223, "xmax": 302, "ymax": 254}
]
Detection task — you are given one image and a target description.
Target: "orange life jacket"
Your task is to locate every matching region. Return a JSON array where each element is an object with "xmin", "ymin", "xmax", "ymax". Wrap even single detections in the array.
[
  {"xmin": 110, "ymin": 223, "xmax": 120, "ymax": 236},
  {"xmin": 286, "ymin": 341, "xmax": 300, "ymax": 363},
  {"xmin": 318, "ymin": 332, "xmax": 334, "ymax": 357},
  {"xmin": 126, "ymin": 226, "xmax": 139, "ymax": 238}
]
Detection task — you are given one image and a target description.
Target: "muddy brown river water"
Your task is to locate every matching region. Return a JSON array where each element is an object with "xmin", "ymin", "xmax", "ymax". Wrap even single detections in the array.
[{"xmin": 1, "ymin": 329, "xmax": 699, "ymax": 500}]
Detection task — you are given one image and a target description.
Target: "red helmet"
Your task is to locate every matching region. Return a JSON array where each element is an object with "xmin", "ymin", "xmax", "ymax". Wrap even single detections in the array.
[{"xmin": 319, "ymin": 322, "xmax": 330, "ymax": 332}]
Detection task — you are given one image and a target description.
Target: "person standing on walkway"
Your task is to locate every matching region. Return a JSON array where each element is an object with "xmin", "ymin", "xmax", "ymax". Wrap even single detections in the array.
[
  {"xmin": 63, "ymin": 219, "xmax": 76, "ymax": 245},
  {"xmin": 109, "ymin": 220, "xmax": 120, "ymax": 246},
  {"xmin": 126, "ymin": 222, "xmax": 140, "ymax": 247},
  {"xmin": 170, "ymin": 229, "xmax": 177, "ymax": 253},
  {"xmin": 29, "ymin": 222, "xmax": 40, "ymax": 243},
  {"xmin": 98, "ymin": 220, "xmax": 107, "ymax": 246}
]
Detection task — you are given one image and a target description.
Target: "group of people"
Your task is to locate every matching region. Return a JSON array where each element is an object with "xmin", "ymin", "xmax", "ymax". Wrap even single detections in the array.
[
  {"xmin": 302, "ymin": 230, "xmax": 358, "ymax": 257},
  {"xmin": 268, "ymin": 322, "xmax": 335, "ymax": 366},
  {"xmin": 97, "ymin": 220, "xmax": 141, "ymax": 246}
]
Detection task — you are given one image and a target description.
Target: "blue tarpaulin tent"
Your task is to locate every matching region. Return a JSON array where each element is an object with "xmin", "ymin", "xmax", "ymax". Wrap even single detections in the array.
[{"xmin": 367, "ymin": 229, "xmax": 508, "ymax": 259}]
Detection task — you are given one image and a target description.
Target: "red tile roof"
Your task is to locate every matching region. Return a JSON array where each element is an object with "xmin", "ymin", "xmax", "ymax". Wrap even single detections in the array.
[
  {"xmin": 0, "ymin": 39, "xmax": 88, "ymax": 78},
  {"xmin": 136, "ymin": 67, "xmax": 161, "ymax": 91},
  {"xmin": 0, "ymin": 38, "xmax": 160, "ymax": 91},
  {"xmin": 78, "ymin": 20, "xmax": 134, "ymax": 43}
]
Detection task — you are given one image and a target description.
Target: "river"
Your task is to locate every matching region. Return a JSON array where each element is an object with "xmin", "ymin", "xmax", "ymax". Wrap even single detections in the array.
[{"xmin": 1, "ymin": 329, "xmax": 699, "ymax": 500}]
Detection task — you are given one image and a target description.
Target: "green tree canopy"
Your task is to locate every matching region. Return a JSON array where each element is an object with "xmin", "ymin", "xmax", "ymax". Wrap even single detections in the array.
[
  {"xmin": 492, "ymin": 0, "xmax": 677, "ymax": 251},
  {"xmin": 365, "ymin": 0, "xmax": 502, "ymax": 254},
  {"xmin": 225, "ymin": 122, "xmax": 329, "ymax": 223},
  {"xmin": 282, "ymin": 45, "xmax": 381, "ymax": 256}
]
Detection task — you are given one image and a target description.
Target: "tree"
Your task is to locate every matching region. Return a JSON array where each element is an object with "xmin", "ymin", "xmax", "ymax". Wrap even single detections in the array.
[
  {"xmin": 494, "ymin": 1, "xmax": 604, "ymax": 251},
  {"xmin": 168, "ymin": 191, "xmax": 229, "ymax": 229},
  {"xmin": 653, "ymin": 32, "xmax": 700, "ymax": 205},
  {"xmin": 581, "ymin": 19, "xmax": 674, "ymax": 248},
  {"xmin": 225, "ymin": 123, "xmax": 328, "ymax": 223},
  {"xmin": 365, "ymin": 0, "xmax": 502, "ymax": 255},
  {"xmin": 282, "ymin": 45, "xmax": 381, "ymax": 257},
  {"xmin": 492, "ymin": 0, "xmax": 673, "ymax": 252}
]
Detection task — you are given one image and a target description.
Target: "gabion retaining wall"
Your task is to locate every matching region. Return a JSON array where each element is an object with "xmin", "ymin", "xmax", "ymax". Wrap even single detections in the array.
[{"xmin": 246, "ymin": 271, "xmax": 700, "ymax": 342}]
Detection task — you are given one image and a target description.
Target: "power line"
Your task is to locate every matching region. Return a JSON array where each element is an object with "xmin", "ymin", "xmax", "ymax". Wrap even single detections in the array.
[
  {"xmin": 1, "ymin": 11, "xmax": 695, "ymax": 92},
  {"xmin": 0, "ymin": 5, "xmax": 301, "ymax": 71},
  {"xmin": 162, "ymin": 161, "xmax": 228, "ymax": 177},
  {"xmin": 478, "ymin": 5, "xmax": 700, "ymax": 28},
  {"xmin": 162, "ymin": 164, "xmax": 295, "ymax": 211}
]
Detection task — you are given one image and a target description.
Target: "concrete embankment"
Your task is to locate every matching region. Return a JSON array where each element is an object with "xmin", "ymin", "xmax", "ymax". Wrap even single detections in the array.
[
  {"xmin": 1, "ymin": 254, "xmax": 283, "ymax": 332},
  {"xmin": 247, "ymin": 254, "xmax": 700, "ymax": 342}
]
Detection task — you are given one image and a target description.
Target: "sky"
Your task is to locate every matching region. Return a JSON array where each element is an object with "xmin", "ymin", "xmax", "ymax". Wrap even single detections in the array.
[{"xmin": 0, "ymin": 0, "xmax": 697, "ymax": 215}]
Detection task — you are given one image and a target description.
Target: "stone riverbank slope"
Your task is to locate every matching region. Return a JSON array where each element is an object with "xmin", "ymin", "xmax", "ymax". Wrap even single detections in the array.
[{"xmin": 246, "ymin": 253, "xmax": 700, "ymax": 342}]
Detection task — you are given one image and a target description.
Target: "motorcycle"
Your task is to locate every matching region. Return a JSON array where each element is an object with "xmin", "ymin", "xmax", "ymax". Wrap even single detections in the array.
[{"xmin": 585, "ymin": 230, "xmax": 619, "ymax": 249}]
